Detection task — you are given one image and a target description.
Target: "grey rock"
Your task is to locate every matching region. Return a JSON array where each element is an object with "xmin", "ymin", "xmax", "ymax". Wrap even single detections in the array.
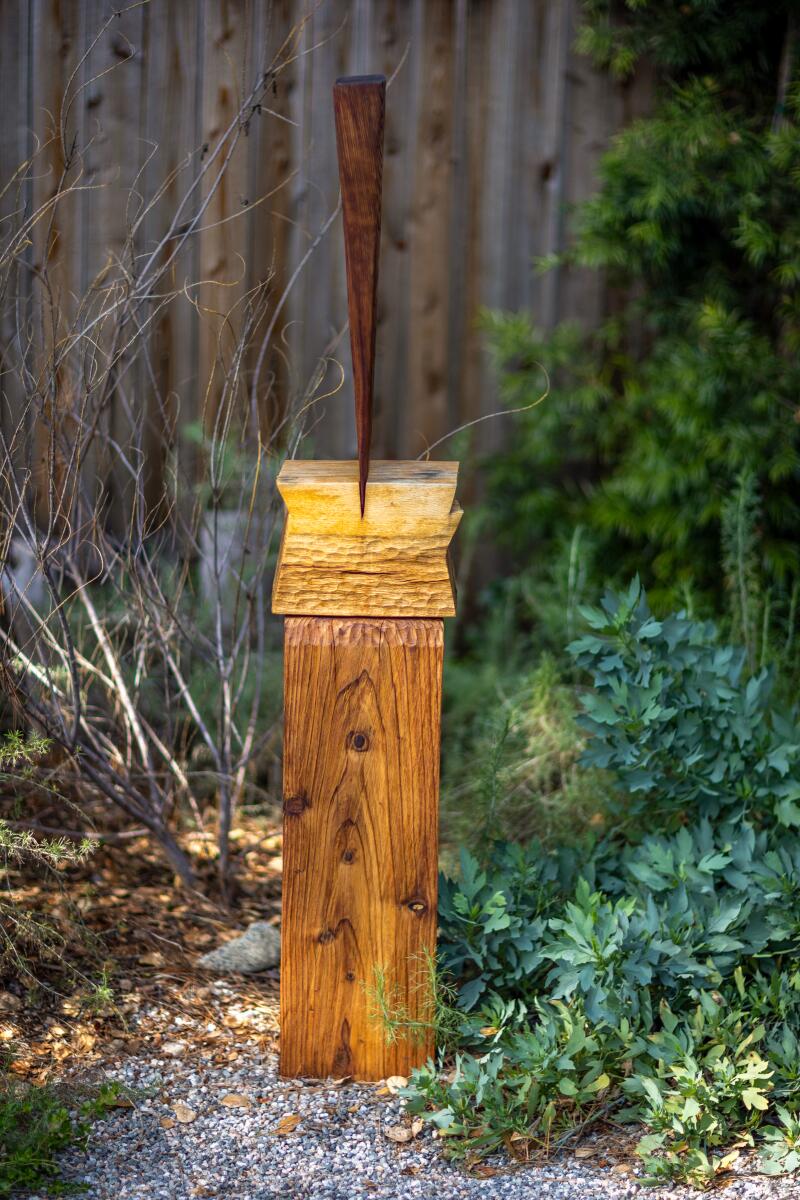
[{"xmin": 197, "ymin": 921, "xmax": 280, "ymax": 974}]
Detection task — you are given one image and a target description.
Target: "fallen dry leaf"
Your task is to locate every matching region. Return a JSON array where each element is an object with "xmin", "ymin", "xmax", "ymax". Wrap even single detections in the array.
[
  {"xmin": 612, "ymin": 1164, "xmax": 631, "ymax": 1175},
  {"xmin": 220, "ymin": 1092, "xmax": 251, "ymax": 1108},
  {"xmin": 273, "ymin": 1113, "xmax": 300, "ymax": 1135},
  {"xmin": 385, "ymin": 1075, "xmax": 408, "ymax": 1094},
  {"xmin": 472, "ymin": 1165, "xmax": 497, "ymax": 1179},
  {"xmin": 172, "ymin": 1102, "xmax": 197, "ymax": 1124},
  {"xmin": 159, "ymin": 1116, "xmax": 176, "ymax": 1129},
  {"xmin": 385, "ymin": 1124, "xmax": 413, "ymax": 1144},
  {"xmin": 575, "ymin": 1146, "xmax": 598, "ymax": 1158},
  {"xmin": 160, "ymin": 1040, "xmax": 186, "ymax": 1058},
  {"xmin": 139, "ymin": 951, "xmax": 165, "ymax": 967}
]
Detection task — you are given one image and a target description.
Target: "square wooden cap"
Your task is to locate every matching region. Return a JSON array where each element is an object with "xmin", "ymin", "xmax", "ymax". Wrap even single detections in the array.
[{"xmin": 271, "ymin": 460, "xmax": 462, "ymax": 618}]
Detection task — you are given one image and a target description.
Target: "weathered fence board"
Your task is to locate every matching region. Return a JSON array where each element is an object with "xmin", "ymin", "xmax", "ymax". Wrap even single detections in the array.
[{"xmin": 0, "ymin": 0, "xmax": 651, "ymax": 508}]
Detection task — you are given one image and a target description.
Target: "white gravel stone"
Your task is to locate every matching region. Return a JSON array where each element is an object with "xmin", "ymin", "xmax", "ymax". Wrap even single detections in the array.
[{"xmin": 53, "ymin": 1047, "xmax": 799, "ymax": 1200}]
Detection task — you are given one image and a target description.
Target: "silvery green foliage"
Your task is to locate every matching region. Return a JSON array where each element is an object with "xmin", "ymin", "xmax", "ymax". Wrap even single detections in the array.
[
  {"xmin": 568, "ymin": 578, "xmax": 800, "ymax": 825},
  {"xmin": 422, "ymin": 583, "xmax": 800, "ymax": 1184},
  {"xmin": 440, "ymin": 820, "xmax": 800, "ymax": 1022},
  {"xmin": 437, "ymin": 842, "xmax": 573, "ymax": 1011}
]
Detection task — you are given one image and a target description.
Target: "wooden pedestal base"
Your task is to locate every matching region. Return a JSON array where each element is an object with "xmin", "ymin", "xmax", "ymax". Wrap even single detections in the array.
[{"xmin": 280, "ymin": 616, "xmax": 442, "ymax": 1080}]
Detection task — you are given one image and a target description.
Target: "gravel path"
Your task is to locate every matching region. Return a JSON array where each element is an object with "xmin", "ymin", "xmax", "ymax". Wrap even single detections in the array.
[{"xmin": 50, "ymin": 1046, "xmax": 800, "ymax": 1200}]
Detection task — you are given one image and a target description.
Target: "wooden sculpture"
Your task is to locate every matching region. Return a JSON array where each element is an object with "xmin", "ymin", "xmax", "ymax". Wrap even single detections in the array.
[
  {"xmin": 333, "ymin": 74, "xmax": 384, "ymax": 516},
  {"xmin": 272, "ymin": 76, "xmax": 461, "ymax": 1081}
]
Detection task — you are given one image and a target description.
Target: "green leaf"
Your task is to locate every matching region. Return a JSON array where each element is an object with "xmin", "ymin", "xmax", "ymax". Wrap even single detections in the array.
[{"xmin": 742, "ymin": 1088, "xmax": 769, "ymax": 1112}]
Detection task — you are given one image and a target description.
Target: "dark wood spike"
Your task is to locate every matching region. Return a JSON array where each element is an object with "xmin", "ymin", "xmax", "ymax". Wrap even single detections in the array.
[{"xmin": 333, "ymin": 75, "xmax": 386, "ymax": 517}]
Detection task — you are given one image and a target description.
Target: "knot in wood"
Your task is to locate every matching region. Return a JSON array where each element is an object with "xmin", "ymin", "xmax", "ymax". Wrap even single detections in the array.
[
  {"xmin": 284, "ymin": 792, "xmax": 309, "ymax": 816},
  {"xmin": 406, "ymin": 899, "xmax": 427, "ymax": 917},
  {"xmin": 348, "ymin": 730, "xmax": 370, "ymax": 753}
]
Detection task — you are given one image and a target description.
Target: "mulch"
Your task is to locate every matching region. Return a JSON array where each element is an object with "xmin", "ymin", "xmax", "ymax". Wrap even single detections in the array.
[{"xmin": 1, "ymin": 813, "xmax": 283, "ymax": 1084}]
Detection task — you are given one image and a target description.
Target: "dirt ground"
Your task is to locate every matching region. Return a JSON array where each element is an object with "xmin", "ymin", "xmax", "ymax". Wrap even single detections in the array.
[{"xmin": 2, "ymin": 815, "xmax": 284, "ymax": 1085}]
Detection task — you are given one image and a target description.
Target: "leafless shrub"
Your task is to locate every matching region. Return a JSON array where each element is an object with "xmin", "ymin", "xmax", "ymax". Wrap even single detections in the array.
[{"xmin": 0, "ymin": 9, "xmax": 341, "ymax": 894}]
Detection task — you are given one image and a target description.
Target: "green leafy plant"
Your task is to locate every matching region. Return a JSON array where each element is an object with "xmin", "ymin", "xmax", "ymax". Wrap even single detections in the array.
[
  {"xmin": 404, "ymin": 1000, "xmax": 643, "ymax": 1160},
  {"xmin": 721, "ymin": 470, "xmax": 800, "ymax": 691},
  {"xmin": 0, "ymin": 1078, "xmax": 123, "ymax": 1196},
  {"xmin": 483, "ymin": 0, "xmax": 800, "ymax": 622},
  {"xmin": 760, "ymin": 1107, "xmax": 800, "ymax": 1176},
  {"xmin": 0, "ymin": 732, "xmax": 93, "ymax": 974},
  {"xmin": 627, "ymin": 1000, "xmax": 773, "ymax": 1186},
  {"xmin": 438, "ymin": 841, "xmax": 574, "ymax": 1011},
  {"xmin": 568, "ymin": 578, "xmax": 800, "ymax": 826},
  {"xmin": 403, "ymin": 581, "xmax": 800, "ymax": 1187}
]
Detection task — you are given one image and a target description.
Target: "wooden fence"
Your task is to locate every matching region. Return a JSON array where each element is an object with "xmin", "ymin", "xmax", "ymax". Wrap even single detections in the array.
[{"xmin": 0, "ymin": 0, "xmax": 651, "ymax": 477}]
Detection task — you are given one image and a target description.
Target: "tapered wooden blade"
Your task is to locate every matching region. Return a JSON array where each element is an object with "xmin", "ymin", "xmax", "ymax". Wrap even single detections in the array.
[{"xmin": 333, "ymin": 74, "xmax": 385, "ymax": 517}]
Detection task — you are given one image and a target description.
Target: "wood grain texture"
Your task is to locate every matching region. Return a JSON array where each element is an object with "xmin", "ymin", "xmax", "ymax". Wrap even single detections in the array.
[
  {"xmin": 333, "ymin": 75, "xmax": 386, "ymax": 515},
  {"xmin": 272, "ymin": 460, "xmax": 461, "ymax": 617},
  {"xmin": 281, "ymin": 616, "xmax": 442, "ymax": 1080}
]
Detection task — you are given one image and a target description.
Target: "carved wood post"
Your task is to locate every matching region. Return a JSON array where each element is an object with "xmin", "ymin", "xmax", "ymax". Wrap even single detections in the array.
[{"xmin": 272, "ymin": 459, "xmax": 461, "ymax": 1079}]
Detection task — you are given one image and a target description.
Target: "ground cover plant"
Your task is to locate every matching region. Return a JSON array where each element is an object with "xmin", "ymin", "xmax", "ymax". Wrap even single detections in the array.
[
  {"xmin": 402, "ymin": 580, "xmax": 800, "ymax": 1188},
  {"xmin": 0, "ymin": 1077, "xmax": 123, "ymax": 1197}
]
